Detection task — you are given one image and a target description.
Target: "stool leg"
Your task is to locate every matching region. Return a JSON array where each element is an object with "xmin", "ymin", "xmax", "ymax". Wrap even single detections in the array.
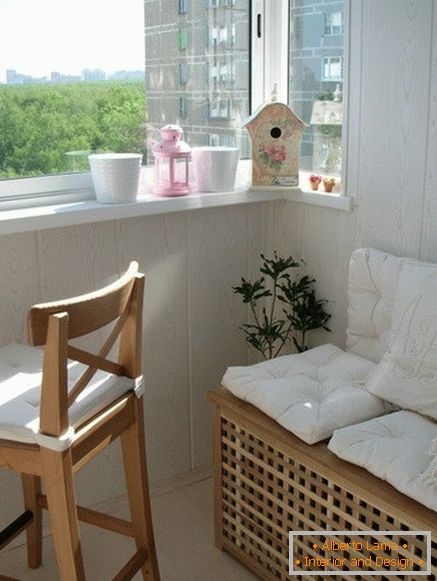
[
  {"xmin": 41, "ymin": 448, "xmax": 86, "ymax": 581},
  {"xmin": 21, "ymin": 474, "xmax": 42, "ymax": 568},
  {"xmin": 121, "ymin": 398, "xmax": 160, "ymax": 581}
]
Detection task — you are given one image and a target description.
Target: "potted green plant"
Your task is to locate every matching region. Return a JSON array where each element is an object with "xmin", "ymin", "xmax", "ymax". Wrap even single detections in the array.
[{"xmin": 233, "ymin": 252, "xmax": 331, "ymax": 360}]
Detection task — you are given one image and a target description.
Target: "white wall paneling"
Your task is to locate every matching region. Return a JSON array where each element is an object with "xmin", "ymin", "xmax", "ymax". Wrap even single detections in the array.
[
  {"xmin": 116, "ymin": 213, "xmax": 191, "ymax": 483},
  {"xmin": 188, "ymin": 206, "xmax": 249, "ymax": 469},
  {"xmin": 0, "ymin": 204, "xmax": 264, "ymax": 527},
  {"xmin": 419, "ymin": 0, "xmax": 437, "ymax": 263},
  {"xmin": 265, "ymin": 0, "xmax": 437, "ymax": 351}
]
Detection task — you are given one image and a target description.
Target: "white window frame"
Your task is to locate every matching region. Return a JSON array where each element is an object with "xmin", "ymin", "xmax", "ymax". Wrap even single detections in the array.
[
  {"xmin": 251, "ymin": 0, "xmax": 350, "ymax": 196},
  {"xmin": 0, "ymin": 0, "xmax": 350, "ymax": 207}
]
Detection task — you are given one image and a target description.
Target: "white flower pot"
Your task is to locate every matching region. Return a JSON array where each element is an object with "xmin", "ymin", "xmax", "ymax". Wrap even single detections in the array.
[
  {"xmin": 192, "ymin": 147, "xmax": 240, "ymax": 192},
  {"xmin": 88, "ymin": 153, "xmax": 142, "ymax": 204}
]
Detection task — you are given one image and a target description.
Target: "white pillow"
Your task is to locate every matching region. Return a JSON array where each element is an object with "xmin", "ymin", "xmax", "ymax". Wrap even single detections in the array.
[
  {"xmin": 420, "ymin": 437, "xmax": 437, "ymax": 490},
  {"xmin": 367, "ymin": 260, "xmax": 437, "ymax": 420}
]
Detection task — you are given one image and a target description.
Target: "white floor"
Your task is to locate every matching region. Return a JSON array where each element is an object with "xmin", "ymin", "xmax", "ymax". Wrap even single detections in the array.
[{"xmin": 0, "ymin": 476, "xmax": 258, "ymax": 581}]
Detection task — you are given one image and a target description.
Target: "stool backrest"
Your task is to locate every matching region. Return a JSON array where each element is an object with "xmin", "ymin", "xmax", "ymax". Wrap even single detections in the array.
[{"xmin": 27, "ymin": 262, "xmax": 144, "ymax": 438}]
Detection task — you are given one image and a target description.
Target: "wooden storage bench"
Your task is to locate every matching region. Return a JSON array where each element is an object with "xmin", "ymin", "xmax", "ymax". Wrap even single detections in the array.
[{"xmin": 208, "ymin": 388, "xmax": 437, "ymax": 581}]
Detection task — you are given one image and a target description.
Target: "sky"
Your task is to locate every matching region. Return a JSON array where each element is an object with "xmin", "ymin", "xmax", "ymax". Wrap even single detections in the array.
[{"xmin": 0, "ymin": 0, "xmax": 145, "ymax": 82}]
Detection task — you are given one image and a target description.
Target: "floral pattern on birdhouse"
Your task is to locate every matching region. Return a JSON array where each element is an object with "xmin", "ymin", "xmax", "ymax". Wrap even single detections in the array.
[{"xmin": 243, "ymin": 102, "xmax": 307, "ymax": 188}]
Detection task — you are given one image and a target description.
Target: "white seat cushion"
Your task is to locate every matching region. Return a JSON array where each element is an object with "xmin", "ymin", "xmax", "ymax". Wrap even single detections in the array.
[
  {"xmin": 0, "ymin": 343, "xmax": 135, "ymax": 447},
  {"xmin": 222, "ymin": 344, "xmax": 388, "ymax": 445},
  {"xmin": 328, "ymin": 411, "xmax": 437, "ymax": 512}
]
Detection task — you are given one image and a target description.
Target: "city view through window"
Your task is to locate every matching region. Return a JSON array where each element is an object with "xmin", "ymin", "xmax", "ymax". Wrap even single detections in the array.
[
  {"xmin": 0, "ymin": 0, "xmax": 345, "ymax": 183},
  {"xmin": 289, "ymin": 0, "xmax": 345, "ymax": 176},
  {"xmin": 0, "ymin": 0, "xmax": 146, "ymax": 179}
]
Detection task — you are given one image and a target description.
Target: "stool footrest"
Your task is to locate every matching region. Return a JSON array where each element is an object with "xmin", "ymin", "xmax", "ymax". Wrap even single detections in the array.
[
  {"xmin": 38, "ymin": 494, "xmax": 134, "ymax": 538},
  {"xmin": 0, "ymin": 510, "xmax": 33, "ymax": 551},
  {"xmin": 112, "ymin": 549, "xmax": 148, "ymax": 581}
]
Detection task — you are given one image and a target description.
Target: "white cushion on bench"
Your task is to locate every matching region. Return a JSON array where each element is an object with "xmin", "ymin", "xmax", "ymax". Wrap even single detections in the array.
[
  {"xmin": 347, "ymin": 248, "xmax": 406, "ymax": 363},
  {"xmin": 222, "ymin": 344, "xmax": 388, "ymax": 445},
  {"xmin": 367, "ymin": 260, "xmax": 437, "ymax": 420},
  {"xmin": 328, "ymin": 411, "xmax": 437, "ymax": 512},
  {"xmin": 0, "ymin": 343, "xmax": 135, "ymax": 447}
]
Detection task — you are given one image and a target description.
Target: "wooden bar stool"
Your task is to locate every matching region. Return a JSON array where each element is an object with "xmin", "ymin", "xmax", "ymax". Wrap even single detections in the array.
[{"xmin": 0, "ymin": 262, "xmax": 160, "ymax": 581}]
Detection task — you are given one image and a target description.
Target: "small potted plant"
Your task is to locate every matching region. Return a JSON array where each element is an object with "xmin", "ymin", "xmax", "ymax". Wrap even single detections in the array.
[
  {"xmin": 323, "ymin": 177, "xmax": 336, "ymax": 193},
  {"xmin": 309, "ymin": 174, "xmax": 322, "ymax": 191},
  {"xmin": 233, "ymin": 252, "xmax": 331, "ymax": 360}
]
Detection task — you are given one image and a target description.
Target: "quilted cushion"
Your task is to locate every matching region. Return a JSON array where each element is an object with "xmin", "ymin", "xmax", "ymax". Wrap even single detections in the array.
[
  {"xmin": 421, "ymin": 437, "xmax": 437, "ymax": 490},
  {"xmin": 328, "ymin": 411, "xmax": 437, "ymax": 512},
  {"xmin": 346, "ymin": 248, "xmax": 405, "ymax": 363},
  {"xmin": 222, "ymin": 344, "xmax": 388, "ymax": 445},
  {"xmin": 367, "ymin": 260, "xmax": 437, "ymax": 420},
  {"xmin": 0, "ymin": 343, "xmax": 135, "ymax": 447}
]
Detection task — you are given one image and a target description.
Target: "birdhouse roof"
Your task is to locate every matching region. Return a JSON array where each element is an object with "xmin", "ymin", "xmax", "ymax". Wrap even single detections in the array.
[{"xmin": 242, "ymin": 101, "xmax": 307, "ymax": 130}]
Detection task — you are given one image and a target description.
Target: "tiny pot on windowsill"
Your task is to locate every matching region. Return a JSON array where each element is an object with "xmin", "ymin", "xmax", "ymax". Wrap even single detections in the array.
[
  {"xmin": 309, "ymin": 174, "xmax": 322, "ymax": 191},
  {"xmin": 323, "ymin": 177, "xmax": 336, "ymax": 193}
]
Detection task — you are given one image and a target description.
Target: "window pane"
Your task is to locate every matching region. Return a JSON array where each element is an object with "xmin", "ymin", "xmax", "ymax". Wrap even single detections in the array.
[
  {"xmin": 0, "ymin": 0, "xmax": 146, "ymax": 180},
  {"xmin": 145, "ymin": 0, "xmax": 250, "ymax": 157},
  {"xmin": 289, "ymin": 0, "xmax": 345, "ymax": 183}
]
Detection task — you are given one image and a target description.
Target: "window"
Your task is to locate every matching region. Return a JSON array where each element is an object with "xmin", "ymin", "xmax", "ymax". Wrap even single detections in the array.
[
  {"xmin": 0, "ymin": 0, "xmax": 146, "ymax": 201},
  {"xmin": 179, "ymin": 96, "xmax": 188, "ymax": 118},
  {"xmin": 209, "ymin": 98, "xmax": 220, "ymax": 119},
  {"xmin": 288, "ymin": 0, "xmax": 346, "ymax": 181},
  {"xmin": 219, "ymin": 27, "xmax": 228, "ymax": 45},
  {"xmin": 1, "ymin": 0, "xmax": 346, "ymax": 205},
  {"xmin": 322, "ymin": 57, "xmax": 343, "ymax": 81},
  {"xmin": 179, "ymin": 0, "xmax": 188, "ymax": 15},
  {"xmin": 210, "ymin": 26, "xmax": 228, "ymax": 46},
  {"xmin": 219, "ymin": 63, "xmax": 228, "ymax": 83},
  {"xmin": 178, "ymin": 29, "xmax": 189, "ymax": 51},
  {"xmin": 219, "ymin": 98, "xmax": 231, "ymax": 118},
  {"xmin": 325, "ymin": 11, "xmax": 344, "ymax": 35},
  {"xmin": 146, "ymin": 1, "xmax": 250, "ymax": 154},
  {"xmin": 179, "ymin": 64, "xmax": 189, "ymax": 85},
  {"xmin": 209, "ymin": 63, "xmax": 219, "ymax": 85}
]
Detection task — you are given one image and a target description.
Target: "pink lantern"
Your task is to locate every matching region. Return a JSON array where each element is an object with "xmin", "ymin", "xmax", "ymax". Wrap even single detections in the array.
[{"xmin": 152, "ymin": 125, "xmax": 191, "ymax": 196}]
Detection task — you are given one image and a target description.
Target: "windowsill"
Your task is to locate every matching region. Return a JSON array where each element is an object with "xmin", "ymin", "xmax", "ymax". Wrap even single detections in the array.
[{"xmin": 0, "ymin": 164, "xmax": 352, "ymax": 236}]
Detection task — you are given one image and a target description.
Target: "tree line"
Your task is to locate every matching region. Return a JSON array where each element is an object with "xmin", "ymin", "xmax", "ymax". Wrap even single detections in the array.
[{"xmin": 0, "ymin": 81, "xmax": 146, "ymax": 178}]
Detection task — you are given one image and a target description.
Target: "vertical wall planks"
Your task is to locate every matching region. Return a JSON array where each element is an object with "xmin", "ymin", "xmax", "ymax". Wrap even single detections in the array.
[
  {"xmin": 419, "ymin": 2, "xmax": 437, "ymax": 263},
  {"xmin": 0, "ymin": 232, "xmax": 41, "ymax": 529},
  {"xmin": 116, "ymin": 213, "xmax": 191, "ymax": 484},
  {"xmin": 0, "ymin": 232, "xmax": 40, "ymax": 345},
  {"xmin": 358, "ymin": 0, "xmax": 433, "ymax": 257},
  {"xmin": 265, "ymin": 0, "xmax": 436, "ymax": 354},
  {"xmin": 188, "ymin": 205, "xmax": 250, "ymax": 469}
]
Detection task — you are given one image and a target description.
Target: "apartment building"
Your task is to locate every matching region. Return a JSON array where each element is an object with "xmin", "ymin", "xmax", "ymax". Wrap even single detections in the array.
[{"xmin": 145, "ymin": 0, "xmax": 344, "ymax": 167}]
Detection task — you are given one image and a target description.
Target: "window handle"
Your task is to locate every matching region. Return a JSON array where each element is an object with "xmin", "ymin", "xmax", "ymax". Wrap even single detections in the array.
[{"xmin": 257, "ymin": 13, "xmax": 262, "ymax": 38}]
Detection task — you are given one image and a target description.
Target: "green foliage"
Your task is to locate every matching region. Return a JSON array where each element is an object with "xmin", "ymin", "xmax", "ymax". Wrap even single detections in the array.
[
  {"xmin": 233, "ymin": 252, "xmax": 331, "ymax": 360},
  {"xmin": 0, "ymin": 81, "xmax": 146, "ymax": 178},
  {"xmin": 316, "ymin": 91, "xmax": 334, "ymax": 101}
]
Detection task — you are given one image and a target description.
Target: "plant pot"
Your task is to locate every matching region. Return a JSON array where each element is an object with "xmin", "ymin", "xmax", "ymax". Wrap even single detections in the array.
[
  {"xmin": 191, "ymin": 147, "xmax": 240, "ymax": 192},
  {"xmin": 89, "ymin": 153, "xmax": 142, "ymax": 204},
  {"xmin": 323, "ymin": 183, "xmax": 334, "ymax": 193},
  {"xmin": 310, "ymin": 182, "xmax": 320, "ymax": 191}
]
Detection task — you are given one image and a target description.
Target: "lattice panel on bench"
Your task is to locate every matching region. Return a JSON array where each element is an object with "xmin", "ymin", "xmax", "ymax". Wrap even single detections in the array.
[{"xmin": 219, "ymin": 414, "xmax": 437, "ymax": 581}]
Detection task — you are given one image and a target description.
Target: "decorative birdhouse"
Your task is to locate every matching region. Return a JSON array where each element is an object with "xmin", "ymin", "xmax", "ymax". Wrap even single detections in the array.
[{"xmin": 243, "ymin": 87, "xmax": 307, "ymax": 188}]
